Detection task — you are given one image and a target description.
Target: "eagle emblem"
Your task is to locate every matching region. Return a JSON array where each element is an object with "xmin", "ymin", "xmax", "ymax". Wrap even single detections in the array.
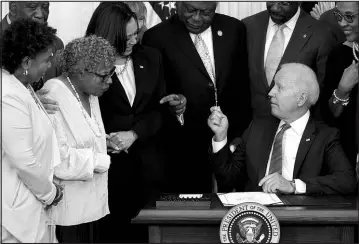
[
  {"xmin": 236, "ymin": 217, "xmax": 265, "ymax": 243},
  {"xmin": 219, "ymin": 202, "xmax": 280, "ymax": 243}
]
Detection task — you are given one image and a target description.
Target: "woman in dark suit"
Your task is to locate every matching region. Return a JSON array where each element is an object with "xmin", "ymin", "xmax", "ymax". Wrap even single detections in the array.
[{"xmin": 85, "ymin": 2, "xmax": 185, "ymax": 242}]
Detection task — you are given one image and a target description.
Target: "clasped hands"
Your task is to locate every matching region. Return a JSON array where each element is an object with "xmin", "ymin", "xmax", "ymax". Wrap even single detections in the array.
[
  {"xmin": 259, "ymin": 173, "xmax": 295, "ymax": 194},
  {"xmin": 106, "ymin": 131, "xmax": 138, "ymax": 154}
]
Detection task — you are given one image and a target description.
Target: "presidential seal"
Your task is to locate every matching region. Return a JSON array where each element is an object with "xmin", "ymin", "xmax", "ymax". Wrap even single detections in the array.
[{"xmin": 219, "ymin": 202, "xmax": 280, "ymax": 243}]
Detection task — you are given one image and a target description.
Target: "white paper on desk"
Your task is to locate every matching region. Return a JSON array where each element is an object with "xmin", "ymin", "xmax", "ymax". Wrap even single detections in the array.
[{"xmin": 217, "ymin": 192, "xmax": 283, "ymax": 206}]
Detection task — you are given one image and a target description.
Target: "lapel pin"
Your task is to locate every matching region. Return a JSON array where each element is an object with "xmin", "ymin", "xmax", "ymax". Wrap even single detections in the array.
[
  {"xmin": 217, "ymin": 30, "xmax": 223, "ymax": 36},
  {"xmin": 139, "ymin": 65, "xmax": 144, "ymax": 68},
  {"xmin": 303, "ymin": 34, "xmax": 307, "ymax": 38},
  {"xmin": 305, "ymin": 138, "xmax": 310, "ymax": 142}
]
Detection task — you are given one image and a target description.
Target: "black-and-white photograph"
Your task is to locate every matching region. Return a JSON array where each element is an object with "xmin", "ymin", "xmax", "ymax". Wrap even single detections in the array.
[{"xmin": 1, "ymin": 1, "xmax": 358, "ymax": 243}]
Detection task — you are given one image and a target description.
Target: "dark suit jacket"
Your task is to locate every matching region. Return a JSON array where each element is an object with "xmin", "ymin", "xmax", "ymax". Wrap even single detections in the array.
[
  {"xmin": 1, "ymin": 15, "xmax": 64, "ymax": 90},
  {"xmin": 142, "ymin": 14, "xmax": 252, "ymax": 192},
  {"xmin": 99, "ymin": 45, "xmax": 166, "ymax": 187},
  {"xmin": 242, "ymin": 10, "xmax": 336, "ymax": 117},
  {"xmin": 211, "ymin": 115, "xmax": 357, "ymax": 195}
]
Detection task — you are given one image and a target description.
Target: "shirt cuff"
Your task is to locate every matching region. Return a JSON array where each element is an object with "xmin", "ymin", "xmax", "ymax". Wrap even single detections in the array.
[
  {"xmin": 42, "ymin": 183, "xmax": 57, "ymax": 205},
  {"xmin": 212, "ymin": 136, "xmax": 227, "ymax": 153},
  {"xmin": 294, "ymin": 179, "xmax": 306, "ymax": 194}
]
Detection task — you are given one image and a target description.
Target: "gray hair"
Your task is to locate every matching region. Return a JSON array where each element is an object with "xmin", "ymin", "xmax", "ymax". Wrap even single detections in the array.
[{"xmin": 276, "ymin": 63, "xmax": 320, "ymax": 107}]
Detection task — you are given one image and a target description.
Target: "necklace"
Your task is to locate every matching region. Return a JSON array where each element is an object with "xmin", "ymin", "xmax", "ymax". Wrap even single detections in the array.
[
  {"xmin": 26, "ymin": 84, "xmax": 43, "ymax": 109},
  {"xmin": 66, "ymin": 76, "xmax": 103, "ymax": 137},
  {"xmin": 115, "ymin": 57, "xmax": 130, "ymax": 76},
  {"xmin": 353, "ymin": 42, "xmax": 359, "ymax": 62}
]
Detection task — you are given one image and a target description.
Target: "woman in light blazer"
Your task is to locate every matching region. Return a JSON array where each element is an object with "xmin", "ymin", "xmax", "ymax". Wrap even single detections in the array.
[{"xmin": 1, "ymin": 19, "xmax": 63, "ymax": 243}]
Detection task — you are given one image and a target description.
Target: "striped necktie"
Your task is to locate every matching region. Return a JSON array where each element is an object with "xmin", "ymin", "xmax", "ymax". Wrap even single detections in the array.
[{"xmin": 268, "ymin": 123, "xmax": 291, "ymax": 175}]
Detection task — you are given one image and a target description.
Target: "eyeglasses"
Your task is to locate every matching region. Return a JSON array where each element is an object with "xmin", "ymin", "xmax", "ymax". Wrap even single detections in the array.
[
  {"xmin": 268, "ymin": 2, "xmax": 292, "ymax": 7},
  {"xmin": 333, "ymin": 10, "xmax": 359, "ymax": 23},
  {"xmin": 87, "ymin": 66, "xmax": 116, "ymax": 82}
]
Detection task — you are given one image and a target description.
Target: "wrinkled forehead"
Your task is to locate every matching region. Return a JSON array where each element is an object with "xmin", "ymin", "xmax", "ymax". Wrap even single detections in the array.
[
  {"xmin": 336, "ymin": 2, "xmax": 359, "ymax": 13},
  {"xmin": 183, "ymin": 1, "xmax": 217, "ymax": 11},
  {"xmin": 17, "ymin": 1, "xmax": 49, "ymax": 8},
  {"xmin": 275, "ymin": 68, "xmax": 298, "ymax": 85}
]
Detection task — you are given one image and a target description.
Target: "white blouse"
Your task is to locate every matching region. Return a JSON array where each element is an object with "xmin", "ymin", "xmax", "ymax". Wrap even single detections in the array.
[
  {"xmin": 43, "ymin": 78, "xmax": 110, "ymax": 226},
  {"xmin": 116, "ymin": 59, "xmax": 136, "ymax": 106}
]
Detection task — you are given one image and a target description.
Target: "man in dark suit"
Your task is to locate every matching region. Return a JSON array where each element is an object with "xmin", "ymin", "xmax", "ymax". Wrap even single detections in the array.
[
  {"xmin": 209, "ymin": 63, "xmax": 356, "ymax": 195},
  {"xmin": 142, "ymin": 2, "xmax": 251, "ymax": 193},
  {"xmin": 242, "ymin": 2, "xmax": 336, "ymax": 117},
  {"xmin": 1, "ymin": 1, "xmax": 64, "ymax": 92}
]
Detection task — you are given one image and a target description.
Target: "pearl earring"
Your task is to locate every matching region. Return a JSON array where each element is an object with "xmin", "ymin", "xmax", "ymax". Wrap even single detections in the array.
[{"xmin": 24, "ymin": 69, "xmax": 28, "ymax": 76}]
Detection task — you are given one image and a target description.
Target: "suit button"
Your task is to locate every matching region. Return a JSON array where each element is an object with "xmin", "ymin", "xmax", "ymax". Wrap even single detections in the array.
[{"xmin": 208, "ymin": 83, "xmax": 213, "ymax": 87}]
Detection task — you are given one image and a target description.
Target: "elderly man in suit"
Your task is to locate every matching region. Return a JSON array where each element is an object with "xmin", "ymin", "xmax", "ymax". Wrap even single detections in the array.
[
  {"xmin": 209, "ymin": 63, "xmax": 356, "ymax": 195},
  {"xmin": 142, "ymin": 2, "xmax": 251, "ymax": 193},
  {"xmin": 243, "ymin": 2, "xmax": 337, "ymax": 117},
  {"xmin": 1, "ymin": 1, "xmax": 63, "ymax": 92}
]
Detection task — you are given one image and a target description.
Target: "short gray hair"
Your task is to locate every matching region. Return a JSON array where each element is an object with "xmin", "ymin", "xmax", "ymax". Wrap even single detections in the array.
[{"xmin": 276, "ymin": 63, "xmax": 320, "ymax": 107}]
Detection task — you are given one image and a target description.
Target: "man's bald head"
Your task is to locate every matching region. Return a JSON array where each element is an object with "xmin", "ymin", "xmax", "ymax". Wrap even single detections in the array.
[{"xmin": 9, "ymin": 1, "xmax": 50, "ymax": 24}]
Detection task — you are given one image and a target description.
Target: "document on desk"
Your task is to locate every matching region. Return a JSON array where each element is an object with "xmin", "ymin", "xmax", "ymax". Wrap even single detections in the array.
[{"xmin": 217, "ymin": 192, "xmax": 283, "ymax": 206}]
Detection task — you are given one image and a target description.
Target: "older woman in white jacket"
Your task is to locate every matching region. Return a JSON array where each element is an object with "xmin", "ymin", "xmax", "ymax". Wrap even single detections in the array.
[
  {"xmin": 1, "ymin": 19, "xmax": 63, "ymax": 242},
  {"xmin": 42, "ymin": 35, "xmax": 116, "ymax": 243}
]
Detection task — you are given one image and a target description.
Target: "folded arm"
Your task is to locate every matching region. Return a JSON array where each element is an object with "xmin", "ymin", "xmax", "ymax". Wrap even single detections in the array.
[{"xmin": 50, "ymin": 111, "xmax": 110, "ymax": 180}]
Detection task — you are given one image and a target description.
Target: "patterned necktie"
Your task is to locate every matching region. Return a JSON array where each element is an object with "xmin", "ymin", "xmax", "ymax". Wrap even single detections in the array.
[
  {"xmin": 194, "ymin": 34, "xmax": 215, "ymax": 82},
  {"xmin": 265, "ymin": 24, "xmax": 285, "ymax": 86},
  {"xmin": 268, "ymin": 123, "xmax": 291, "ymax": 175}
]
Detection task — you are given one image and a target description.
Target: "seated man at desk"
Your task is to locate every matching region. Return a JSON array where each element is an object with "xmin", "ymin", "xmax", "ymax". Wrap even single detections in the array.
[{"xmin": 208, "ymin": 63, "xmax": 357, "ymax": 195}]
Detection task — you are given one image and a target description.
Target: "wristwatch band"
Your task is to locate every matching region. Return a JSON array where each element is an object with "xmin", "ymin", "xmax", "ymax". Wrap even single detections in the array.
[{"xmin": 290, "ymin": 180, "xmax": 296, "ymax": 194}]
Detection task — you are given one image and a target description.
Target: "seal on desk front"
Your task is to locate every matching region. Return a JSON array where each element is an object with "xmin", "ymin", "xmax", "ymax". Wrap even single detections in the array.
[{"xmin": 219, "ymin": 202, "xmax": 280, "ymax": 243}]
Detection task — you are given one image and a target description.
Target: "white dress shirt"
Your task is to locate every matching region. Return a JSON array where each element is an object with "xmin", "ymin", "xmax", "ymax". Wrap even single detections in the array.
[
  {"xmin": 2, "ymin": 70, "xmax": 59, "ymax": 242},
  {"xmin": 212, "ymin": 111, "xmax": 310, "ymax": 194},
  {"xmin": 43, "ymin": 78, "xmax": 110, "ymax": 226},
  {"xmin": 6, "ymin": 14, "xmax": 11, "ymax": 25},
  {"xmin": 264, "ymin": 7, "xmax": 301, "ymax": 63},
  {"xmin": 190, "ymin": 27, "xmax": 216, "ymax": 79},
  {"xmin": 116, "ymin": 59, "xmax": 136, "ymax": 106},
  {"xmin": 265, "ymin": 111, "xmax": 310, "ymax": 193}
]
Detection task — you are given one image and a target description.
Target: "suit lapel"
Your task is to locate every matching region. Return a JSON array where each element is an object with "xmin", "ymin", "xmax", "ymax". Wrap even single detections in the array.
[
  {"xmin": 171, "ymin": 16, "xmax": 211, "ymax": 80},
  {"xmin": 211, "ymin": 16, "xmax": 226, "ymax": 89},
  {"xmin": 293, "ymin": 116, "xmax": 316, "ymax": 178},
  {"xmin": 257, "ymin": 118, "xmax": 280, "ymax": 180},
  {"xmin": 279, "ymin": 11, "xmax": 313, "ymax": 69},
  {"xmin": 257, "ymin": 12, "xmax": 271, "ymax": 90},
  {"xmin": 132, "ymin": 51, "xmax": 147, "ymax": 108},
  {"xmin": 1, "ymin": 15, "xmax": 10, "ymax": 32},
  {"xmin": 111, "ymin": 71, "xmax": 131, "ymax": 106}
]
